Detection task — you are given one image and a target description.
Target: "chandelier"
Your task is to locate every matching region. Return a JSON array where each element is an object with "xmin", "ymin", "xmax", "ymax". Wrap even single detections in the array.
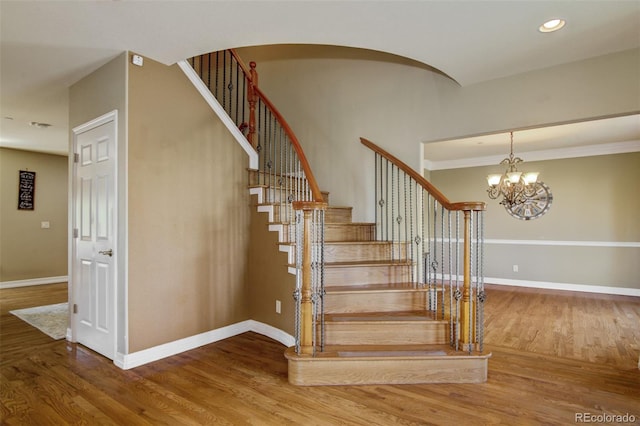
[{"xmin": 486, "ymin": 132, "xmax": 541, "ymax": 208}]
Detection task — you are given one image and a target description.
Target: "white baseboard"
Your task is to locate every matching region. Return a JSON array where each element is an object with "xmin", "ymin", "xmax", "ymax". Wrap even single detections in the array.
[
  {"xmin": 0, "ymin": 276, "xmax": 68, "ymax": 289},
  {"xmin": 114, "ymin": 320, "xmax": 295, "ymax": 370},
  {"xmin": 247, "ymin": 320, "xmax": 296, "ymax": 347},
  {"xmin": 486, "ymin": 277, "xmax": 640, "ymax": 297}
]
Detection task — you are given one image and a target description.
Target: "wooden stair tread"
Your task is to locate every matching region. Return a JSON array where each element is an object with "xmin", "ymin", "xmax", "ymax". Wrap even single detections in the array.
[
  {"xmin": 326, "ymin": 241, "xmax": 396, "ymax": 245},
  {"xmin": 280, "ymin": 241, "xmax": 397, "ymax": 247},
  {"xmin": 317, "ymin": 344, "xmax": 482, "ymax": 358},
  {"xmin": 269, "ymin": 221, "xmax": 372, "ymax": 226},
  {"xmin": 325, "ymin": 260, "xmax": 412, "ymax": 267},
  {"xmin": 281, "ymin": 240, "xmax": 409, "ymax": 246},
  {"xmin": 285, "ymin": 346, "xmax": 490, "ymax": 385},
  {"xmin": 257, "ymin": 203, "xmax": 351, "ymax": 209},
  {"xmin": 289, "ymin": 260, "xmax": 413, "ymax": 269},
  {"xmin": 324, "ymin": 311, "xmax": 440, "ymax": 323},
  {"xmin": 248, "ymin": 184, "xmax": 330, "ymax": 198},
  {"xmin": 326, "ymin": 283, "xmax": 431, "ymax": 293},
  {"xmin": 325, "ymin": 222, "xmax": 375, "ymax": 226}
]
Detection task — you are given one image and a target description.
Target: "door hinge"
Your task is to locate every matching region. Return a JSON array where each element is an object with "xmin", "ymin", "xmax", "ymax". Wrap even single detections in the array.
[
  {"xmin": 73, "ymin": 304, "xmax": 78, "ymax": 314},
  {"xmin": 73, "ymin": 228, "xmax": 79, "ymax": 238},
  {"xmin": 74, "ymin": 153, "xmax": 79, "ymax": 163}
]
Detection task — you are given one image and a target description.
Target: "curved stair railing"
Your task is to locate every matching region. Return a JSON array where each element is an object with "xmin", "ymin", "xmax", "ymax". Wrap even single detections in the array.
[
  {"xmin": 361, "ymin": 137, "xmax": 487, "ymax": 353},
  {"xmin": 187, "ymin": 50, "xmax": 326, "ymax": 356},
  {"xmin": 188, "ymin": 50, "xmax": 323, "ymax": 205}
]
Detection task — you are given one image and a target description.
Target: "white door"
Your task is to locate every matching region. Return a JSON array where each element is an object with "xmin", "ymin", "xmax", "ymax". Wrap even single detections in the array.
[{"xmin": 72, "ymin": 112, "xmax": 117, "ymax": 359}]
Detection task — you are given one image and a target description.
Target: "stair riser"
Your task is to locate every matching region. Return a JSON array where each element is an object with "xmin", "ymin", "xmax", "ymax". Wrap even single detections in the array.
[
  {"xmin": 269, "ymin": 205, "xmax": 352, "ymax": 224},
  {"xmin": 322, "ymin": 322, "xmax": 449, "ymax": 345},
  {"xmin": 286, "ymin": 349, "xmax": 489, "ymax": 385},
  {"xmin": 325, "ymin": 264, "xmax": 411, "ymax": 286},
  {"xmin": 252, "ymin": 186, "xmax": 330, "ymax": 204},
  {"xmin": 324, "ymin": 243, "xmax": 408, "ymax": 263},
  {"xmin": 325, "ymin": 224, "xmax": 375, "ymax": 242},
  {"xmin": 279, "ymin": 224, "xmax": 376, "ymax": 243},
  {"xmin": 249, "ymin": 171, "xmax": 322, "ymax": 193},
  {"xmin": 249, "ymin": 171, "xmax": 298, "ymax": 187},
  {"xmin": 324, "ymin": 291, "xmax": 427, "ymax": 313}
]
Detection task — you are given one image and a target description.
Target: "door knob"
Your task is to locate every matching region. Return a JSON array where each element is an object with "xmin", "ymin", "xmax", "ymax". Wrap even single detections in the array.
[{"xmin": 99, "ymin": 249, "xmax": 113, "ymax": 257}]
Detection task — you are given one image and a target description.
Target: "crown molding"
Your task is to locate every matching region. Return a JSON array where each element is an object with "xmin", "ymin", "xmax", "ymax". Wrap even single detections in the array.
[{"xmin": 424, "ymin": 140, "xmax": 640, "ymax": 171}]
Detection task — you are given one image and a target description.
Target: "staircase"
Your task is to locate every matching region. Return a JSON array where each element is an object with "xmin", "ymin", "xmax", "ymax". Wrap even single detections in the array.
[
  {"xmin": 187, "ymin": 50, "xmax": 490, "ymax": 386},
  {"xmin": 248, "ymin": 170, "xmax": 489, "ymax": 385}
]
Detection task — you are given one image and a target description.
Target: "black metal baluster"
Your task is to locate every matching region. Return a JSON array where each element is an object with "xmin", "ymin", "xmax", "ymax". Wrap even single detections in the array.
[
  {"xmin": 228, "ymin": 51, "xmax": 233, "ymax": 116},
  {"xmin": 440, "ymin": 204, "xmax": 445, "ymax": 321},
  {"xmin": 391, "ymin": 164, "xmax": 395, "ymax": 262},
  {"xmin": 207, "ymin": 53, "xmax": 211, "ymax": 92},
  {"xmin": 373, "ymin": 152, "xmax": 382, "ymax": 240},
  {"xmin": 222, "ymin": 51, "xmax": 227, "ymax": 112},
  {"xmin": 409, "ymin": 177, "xmax": 414, "ymax": 284},
  {"xmin": 235, "ymin": 57, "xmax": 240, "ymax": 125},
  {"xmin": 215, "ymin": 51, "xmax": 220, "ymax": 100}
]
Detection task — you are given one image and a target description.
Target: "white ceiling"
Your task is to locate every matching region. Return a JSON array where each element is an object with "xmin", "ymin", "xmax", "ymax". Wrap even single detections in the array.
[
  {"xmin": 424, "ymin": 114, "xmax": 640, "ymax": 170},
  {"xmin": 1, "ymin": 1, "xmax": 640, "ymax": 157}
]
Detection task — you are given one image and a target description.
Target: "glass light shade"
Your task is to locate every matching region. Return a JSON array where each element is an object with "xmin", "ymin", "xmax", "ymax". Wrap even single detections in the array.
[
  {"xmin": 507, "ymin": 171, "xmax": 522, "ymax": 183},
  {"xmin": 523, "ymin": 172, "xmax": 539, "ymax": 184},
  {"xmin": 487, "ymin": 174, "xmax": 502, "ymax": 186}
]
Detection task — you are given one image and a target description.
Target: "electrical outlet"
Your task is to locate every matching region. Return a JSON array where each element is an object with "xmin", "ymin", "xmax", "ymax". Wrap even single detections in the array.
[
  {"xmin": 513, "ymin": 265, "xmax": 519, "ymax": 272},
  {"xmin": 41, "ymin": 221, "xmax": 50, "ymax": 229},
  {"xmin": 275, "ymin": 300, "xmax": 281, "ymax": 314}
]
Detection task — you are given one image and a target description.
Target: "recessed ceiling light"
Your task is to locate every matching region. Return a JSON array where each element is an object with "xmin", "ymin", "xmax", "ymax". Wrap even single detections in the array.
[
  {"xmin": 539, "ymin": 18, "xmax": 566, "ymax": 33},
  {"xmin": 29, "ymin": 121, "xmax": 52, "ymax": 129}
]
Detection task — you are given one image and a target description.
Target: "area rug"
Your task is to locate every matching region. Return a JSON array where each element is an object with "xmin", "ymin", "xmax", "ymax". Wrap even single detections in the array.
[{"xmin": 9, "ymin": 302, "xmax": 68, "ymax": 340}]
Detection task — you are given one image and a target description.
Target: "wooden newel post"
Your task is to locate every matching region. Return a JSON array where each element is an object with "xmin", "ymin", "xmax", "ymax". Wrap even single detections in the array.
[
  {"xmin": 247, "ymin": 61, "xmax": 259, "ymax": 147},
  {"xmin": 299, "ymin": 208, "xmax": 314, "ymax": 355},
  {"xmin": 459, "ymin": 210, "xmax": 475, "ymax": 352},
  {"xmin": 293, "ymin": 201, "xmax": 327, "ymax": 356}
]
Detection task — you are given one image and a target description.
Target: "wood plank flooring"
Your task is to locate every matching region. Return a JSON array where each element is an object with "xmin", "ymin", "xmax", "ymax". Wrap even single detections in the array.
[{"xmin": 1, "ymin": 283, "xmax": 639, "ymax": 425}]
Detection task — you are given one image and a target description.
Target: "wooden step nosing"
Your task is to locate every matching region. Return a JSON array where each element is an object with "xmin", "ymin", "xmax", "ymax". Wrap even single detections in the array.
[
  {"xmin": 324, "ymin": 319, "xmax": 447, "ymax": 325},
  {"xmin": 326, "ymin": 260, "xmax": 413, "ymax": 266},
  {"xmin": 307, "ymin": 352, "xmax": 492, "ymax": 361},
  {"xmin": 325, "ymin": 288, "xmax": 429, "ymax": 294}
]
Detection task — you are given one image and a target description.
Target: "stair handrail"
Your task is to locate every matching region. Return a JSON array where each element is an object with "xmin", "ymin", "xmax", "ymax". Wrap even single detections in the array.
[
  {"xmin": 230, "ymin": 49, "xmax": 324, "ymax": 204},
  {"xmin": 229, "ymin": 50, "xmax": 326, "ymax": 356},
  {"xmin": 360, "ymin": 137, "xmax": 485, "ymax": 212},
  {"xmin": 361, "ymin": 136, "xmax": 486, "ymax": 353}
]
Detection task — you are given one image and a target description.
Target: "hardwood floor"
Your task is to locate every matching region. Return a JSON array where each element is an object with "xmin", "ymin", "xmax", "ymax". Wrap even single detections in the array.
[
  {"xmin": 483, "ymin": 284, "xmax": 640, "ymax": 369},
  {"xmin": 1, "ymin": 283, "xmax": 639, "ymax": 425}
]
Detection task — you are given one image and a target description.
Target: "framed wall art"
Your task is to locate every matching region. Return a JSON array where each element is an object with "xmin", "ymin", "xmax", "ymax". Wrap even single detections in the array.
[{"xmin": 18, "ymin": 170, "xmax": 36, "ymax": 210}]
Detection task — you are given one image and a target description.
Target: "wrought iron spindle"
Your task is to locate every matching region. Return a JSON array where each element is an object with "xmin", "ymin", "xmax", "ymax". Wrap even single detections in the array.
[
  {"xmin": 294, "ymin": 210, "xmax": 303, "ymax": 353},
  {"xmin": 467, "ymin": 211, "xmax": 474, "ymax": 353},
  {"xmin": 455, "ymin": 211, "xmax": 461, "ymax": 350}
]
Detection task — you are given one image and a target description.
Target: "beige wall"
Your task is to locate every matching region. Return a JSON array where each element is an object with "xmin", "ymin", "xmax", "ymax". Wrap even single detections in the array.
[
  {"xmin": 430, "ymin": 153, "xmax": 640, "ymax": 289},
  {"xmin": 424, "ymin": 48, "xmax": 640, "ymax": 143},
  {"xmin": 233, "ymin": 45, "xmax": 639, "ymax": 292},
  {"xmin": 69, "ymin": 52, "xmax": 128, "ymax": 354},
  {"xmin": 236, "ymin": 46, "xmax": 640, "ymax": 225},
  {"xmin": 237, "ymin": 46, "xmax": 446, "ymax": 222},
  {"xmin": 0, "ymin": 148, "xmax": 68, "ymax": 281},
  {"xmin": 248, "ymin": 198, "xmax": 296, "ymax": 335},
  {"xmin": 127, "ymin": 54, "xmax": 251, "ymax": 352}
]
